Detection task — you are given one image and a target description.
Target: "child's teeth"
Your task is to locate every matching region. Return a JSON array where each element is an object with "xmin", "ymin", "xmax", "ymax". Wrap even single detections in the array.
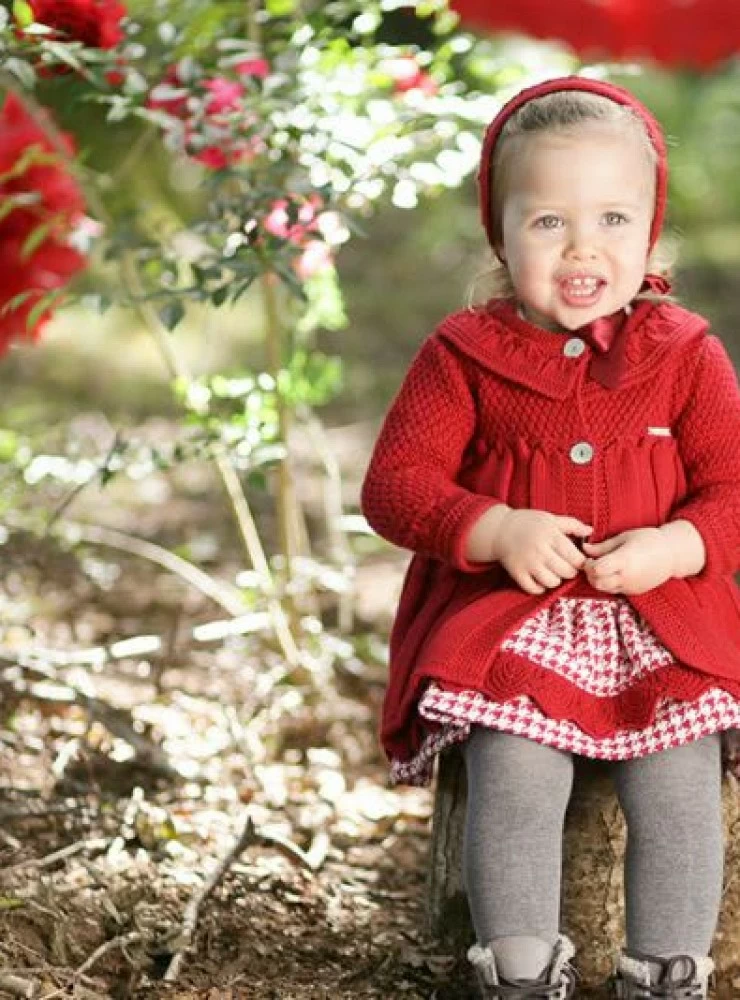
[{"xmin": 564, "ymin": 277, "xmax": 599, "ymax": 296}]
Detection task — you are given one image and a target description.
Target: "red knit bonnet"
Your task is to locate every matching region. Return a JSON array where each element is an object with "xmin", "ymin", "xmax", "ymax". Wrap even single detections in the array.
[{"xmin": 477, "ymin": 76, "xmax": 668, "ymax": 253}]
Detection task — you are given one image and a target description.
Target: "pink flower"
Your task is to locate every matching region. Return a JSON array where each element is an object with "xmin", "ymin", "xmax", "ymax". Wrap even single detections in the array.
[
  {"xmin": 296, "ymin": 240, "xmax": 333, "ymax": 279},
  {"xmin": 387, "ymin": 56, "xmax": 439, "ymax": 96},
  {"xmin": 147, "ymin": 66, "xmax": 190, "ymax": 118},
  {"xmin": 235, "ymin": 58, "xmax": 270, "ymax": 79},
  {"xmin": 193, "ymin": 146, "xmax": 230, "ymax": 170},
  {"xmin": 264, "ymin": 195, "xmax": 323, "ymax": 243},
  {"xmin": 203, "ymin": 77, "xmax": 245, "ymax": 115}
]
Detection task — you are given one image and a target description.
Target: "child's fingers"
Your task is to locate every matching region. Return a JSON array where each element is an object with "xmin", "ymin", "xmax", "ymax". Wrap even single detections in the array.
[
  {"xmin": 516, "ymin": 572, "xmax": 545, "ymax": 595},
  {"xmin": 556, "ymin": 517, "xmax": 593, "ymax": 538},
  {"xmin": 552, "ymin": 535, "xmax": 587, "ymax": 569},
  {"xmin": 590, "ymin": 573, "xmax": 623, "ymax": 593},
  {"xmin": 531, "ymin": 564, "xmax": 563, "ymax": 590},
  {"xmin": 587, "ymin": 552, "xmax": 623, "ymax": 578},
  {"xmin": 545, "ymin": 551, "xmax": 579, "ymax": 579},
  {"xmin": 582, "ymin": 536, "xmax": 623, "ymax": 557}
]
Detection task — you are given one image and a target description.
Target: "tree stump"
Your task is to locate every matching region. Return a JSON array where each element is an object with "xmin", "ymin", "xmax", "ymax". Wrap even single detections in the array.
[{"xmin": 428, "ymin": 746, "xmax": 740, "ymax": 998}]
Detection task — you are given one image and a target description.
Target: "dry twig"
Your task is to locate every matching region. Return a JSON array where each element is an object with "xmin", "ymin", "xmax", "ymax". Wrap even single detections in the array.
[
  {"xmin": 76, "ymin": 930, "xmax": 143, "ymax": 977},
  {"xmin": 163, "ymin": 811, "xmax": 257, "ymax": 982},
  {"xmin": 3, "ymin": 837, "xmax": 109, "ymax": 875},
  {"xmin": 0, "ymin": 972, "xmax": 39, "ymax": 998}
]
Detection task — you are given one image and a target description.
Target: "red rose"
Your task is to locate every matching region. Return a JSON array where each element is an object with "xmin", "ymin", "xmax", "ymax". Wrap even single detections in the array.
[
  {"xmin": 0, "ymin": 240, "xmax": 85, "ymax": 353},
  {"xmin": 28, "ymin": 0, "xmax": 127, "ymax": 49},
  {"xmin": 0, "ymin": 94, "xmax": 87, "ymax": 352}
]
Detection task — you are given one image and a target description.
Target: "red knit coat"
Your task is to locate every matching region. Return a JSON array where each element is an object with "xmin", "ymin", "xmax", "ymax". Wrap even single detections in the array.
[{"xmin": 360, "ymin": 297, "xmax": 740, "ymax": 764}]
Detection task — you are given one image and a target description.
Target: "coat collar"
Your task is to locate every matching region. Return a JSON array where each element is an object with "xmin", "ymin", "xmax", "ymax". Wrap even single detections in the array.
[{"xmin": 436, "ymin": 298, "xmax": 707, "ymax": 398}]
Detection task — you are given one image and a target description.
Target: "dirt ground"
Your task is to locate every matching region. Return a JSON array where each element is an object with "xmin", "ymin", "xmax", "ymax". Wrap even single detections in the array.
[
  {"xmin": 0, "ymin": 420, "xmax": 737, "ymax": 1000},
  {"xmin": 0, "ymin": 435, "xmax": 467, "ymax": 1000}
]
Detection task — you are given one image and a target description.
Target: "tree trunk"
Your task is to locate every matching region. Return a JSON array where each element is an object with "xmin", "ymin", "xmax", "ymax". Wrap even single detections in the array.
[{"xmin": 429, "ymin": 746, "xmax": 740, "ymax": 998}]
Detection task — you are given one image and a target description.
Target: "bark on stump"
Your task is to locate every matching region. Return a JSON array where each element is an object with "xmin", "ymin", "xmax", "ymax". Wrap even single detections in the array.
[{"xmin": 428, "ymin": 746, "xmax": 740, "ymax": 998}]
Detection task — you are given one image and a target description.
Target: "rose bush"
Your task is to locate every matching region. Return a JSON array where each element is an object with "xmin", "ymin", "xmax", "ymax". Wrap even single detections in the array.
[{"xmin": 0, "ymin": 91, "xmax": 86, "ymax": 352}]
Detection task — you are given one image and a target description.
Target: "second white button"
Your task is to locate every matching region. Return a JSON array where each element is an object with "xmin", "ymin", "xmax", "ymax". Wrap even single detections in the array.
[{"xmin": 570, "ymin": 441, "xmax": 594, "ymax": 465}]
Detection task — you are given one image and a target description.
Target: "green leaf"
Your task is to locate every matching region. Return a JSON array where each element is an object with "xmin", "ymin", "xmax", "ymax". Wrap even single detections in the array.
[
  {"xmin": 0, "ymin": 430, "xmax": 20, "ymax": 463},
  {"xmin": 0, "ymin": 290, "xmax": 34, "ymax": 316},
  {"xmin": 159, "ymin": 300, "xmax": 185, "ymax": 330},
  {"xmin": 44, "ymin": 40, "xmax": 85, "ymax": 73},
  {"xmin": 4, "ymin": 57, "xmax": 37, "ymax": 89},
  {"xmin": 211, "ymin": 285, "xmax": 230, "ymax": 307},
  {"xmin": 12, "ymin": 0, "xmax": 34, "ymax": 29},
  {"xmin": 266, "ymin": 0, "xmax": 296, "ymax": 14},
  {"xmin": 0, "ymin": 896, "xmax": 24, "ymax": 911},
  {"xmin": 21, "ymin": 219, "xmax": 56, "ymax": 260},
  {"xmin": 26, "ymin": 290, "xmax": 62, "ymax": 331}
]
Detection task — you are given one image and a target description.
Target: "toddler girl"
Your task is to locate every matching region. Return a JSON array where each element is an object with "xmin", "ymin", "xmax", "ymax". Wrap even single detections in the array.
[{"xmin": 361, "ymin": 76, "xmax": 740, "ymax": 999}]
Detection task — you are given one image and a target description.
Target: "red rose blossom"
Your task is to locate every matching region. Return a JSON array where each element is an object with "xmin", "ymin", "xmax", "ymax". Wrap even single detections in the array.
[
  {"xmin": 0, "ymin": 94, "xmax": 87, "ymax": 352},
  {"xmin": 28, "ymin": 0, "xmax": 127, "ymax": 49}
]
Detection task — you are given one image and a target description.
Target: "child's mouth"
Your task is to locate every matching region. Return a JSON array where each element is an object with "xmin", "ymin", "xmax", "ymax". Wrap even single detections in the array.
[{"xmin": 558, "ymin": 275, "xmax": 605, "ymax": 308}]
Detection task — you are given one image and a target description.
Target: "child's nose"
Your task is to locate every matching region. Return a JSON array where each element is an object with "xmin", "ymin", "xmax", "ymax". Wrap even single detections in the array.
[
  {"xmin": 564, "ymin": 238, "xmax": 598, "ymax": 261},
  {"xmin": 563, "ymin": 221, "xmax": 599, "ymax": 260}
]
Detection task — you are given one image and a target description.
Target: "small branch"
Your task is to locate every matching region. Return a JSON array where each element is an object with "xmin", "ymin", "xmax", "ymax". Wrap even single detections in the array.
[
  {"xmin": 299, "ymin": 406, "xmax": 357, "ymax": 632},
  {"xmin": 75, "ymin": 931, "xmax": 143, "ymax": 978},
  {"xmin": 255, "ymin": 828, "xmax": 327, "ymax": 873},
  {"xmin": 0, "ymin": 973, "xmax": 38, "ymax": 998},
  {"xmin": 3, "ymin": 837, "xmax": 109, "ymax": 875},
  {"xmin": 45, "ymin": 431, "xmax": 122, "ymax": 531},
  {"xmin": 58, "ymin": 519, "xmax": 248, "ymax": 616},
  {"xmin": 212, "ymin": 452, "xmax": 300, "ymax": 664},
  {"xmin": 0, "ymin": 657, "xmax": 175, "ymax": 775},
  {"xmin": 262, "ymin": 274, "xmax": 294, "ymax": 584},
  {"xmin": 163, "ymin": 810, "xmax": 257, "ymax": 982}
]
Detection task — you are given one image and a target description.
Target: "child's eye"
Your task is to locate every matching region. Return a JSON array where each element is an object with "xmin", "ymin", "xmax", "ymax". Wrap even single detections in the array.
[
  {"xmin": 603, "ymin": 211, "xmax": 629, "ymax": 225},
  {"xmin": 533, "ymin": 215, "xmax": 562, "ymax": 230}
]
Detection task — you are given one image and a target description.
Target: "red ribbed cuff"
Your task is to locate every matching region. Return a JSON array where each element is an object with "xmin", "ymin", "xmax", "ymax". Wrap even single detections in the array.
[
  {"xmin": 669, "ymin": 509, "xmax": 730, "ymax": 578},
  {"xmin": 434, "ymin": 492, "xmax": 503, "ymax": 573}
]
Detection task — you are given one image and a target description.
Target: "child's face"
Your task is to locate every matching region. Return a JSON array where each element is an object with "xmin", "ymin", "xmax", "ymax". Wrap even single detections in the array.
[{"xmin": 498, "ymin": 129, "xmax": 654, "ymax": 332}]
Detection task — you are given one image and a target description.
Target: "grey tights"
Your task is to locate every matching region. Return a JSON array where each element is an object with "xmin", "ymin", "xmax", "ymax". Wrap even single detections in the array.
[{"xmin": 462, "ymin": 727, "xmax": 724, "ymax": 980}]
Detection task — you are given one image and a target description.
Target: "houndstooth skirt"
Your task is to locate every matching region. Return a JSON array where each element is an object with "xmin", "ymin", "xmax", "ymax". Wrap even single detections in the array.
[{"xmin": 391, "ymin": 597, "xmax": 740, "ymax": 786}]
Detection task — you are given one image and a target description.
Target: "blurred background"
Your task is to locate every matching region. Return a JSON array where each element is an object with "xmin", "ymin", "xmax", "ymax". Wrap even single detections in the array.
[{"xmin": 1, "ymin": 3, "xmax": 739, "ymax": 995}]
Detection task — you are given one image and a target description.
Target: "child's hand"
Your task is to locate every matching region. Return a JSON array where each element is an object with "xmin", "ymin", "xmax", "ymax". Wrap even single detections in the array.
[
  {"xmin": 492, "ymin": 509, "xmax": 592, "ymax": 595},
  {"xmin": 582, "ymin": 527, "xmax": 674, "ymax": 595}
]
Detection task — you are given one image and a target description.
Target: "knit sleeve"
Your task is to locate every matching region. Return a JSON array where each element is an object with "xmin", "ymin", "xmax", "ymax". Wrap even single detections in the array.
[
  {"xmin": 669, "ymin": 334, "xmax": 740, "ymax": 576},
  {"xmin": 360, "ymin": 334, "xmax": 502, "ymax": 572}
]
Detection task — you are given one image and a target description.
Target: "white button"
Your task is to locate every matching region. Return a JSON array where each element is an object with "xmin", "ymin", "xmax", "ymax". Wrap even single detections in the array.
[
  {"xmin": 570, "ymin": 442, "xmax": 594, "ymax": 465},
  {"xmin": 564, "ymin": 337, "xmax": 586, "ymax": 358}
]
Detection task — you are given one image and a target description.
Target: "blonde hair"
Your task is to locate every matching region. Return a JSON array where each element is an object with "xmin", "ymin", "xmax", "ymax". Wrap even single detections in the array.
[{"xmin": 469, "ymin": 90, "xmax": 675, "ymax": 308}]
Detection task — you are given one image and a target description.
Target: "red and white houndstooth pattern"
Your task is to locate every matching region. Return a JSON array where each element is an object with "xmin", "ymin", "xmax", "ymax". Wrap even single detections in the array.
[{"xmin": 392, "ymin": 597, "xmax": 740, "ymax": 786}]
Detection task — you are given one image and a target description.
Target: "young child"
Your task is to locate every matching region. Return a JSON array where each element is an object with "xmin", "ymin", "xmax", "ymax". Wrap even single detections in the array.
[{"xmin": 360, "ymin": 76, "xmax": 740, "ymax": 1000}]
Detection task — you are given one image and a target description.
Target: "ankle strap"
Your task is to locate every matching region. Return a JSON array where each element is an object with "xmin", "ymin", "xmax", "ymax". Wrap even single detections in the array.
[{"xmin": 483, "ymin": 966, "xmax": 578, "ymax": 999}]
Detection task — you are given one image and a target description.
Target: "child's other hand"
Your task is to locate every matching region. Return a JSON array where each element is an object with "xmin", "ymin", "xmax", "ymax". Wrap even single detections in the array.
[
  {"xmin": 582, "ymin": 527, "xmax": 673, "ymax": 595},
  {"xmin": 493, "ymin": 509, "xmax": 592, "ymax": 595}
]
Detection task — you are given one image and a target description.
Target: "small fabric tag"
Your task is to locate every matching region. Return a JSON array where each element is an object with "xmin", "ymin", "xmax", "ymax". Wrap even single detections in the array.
[{"xmin": 647, "ymin": 426, "xmax": 672, "ymax": 437}]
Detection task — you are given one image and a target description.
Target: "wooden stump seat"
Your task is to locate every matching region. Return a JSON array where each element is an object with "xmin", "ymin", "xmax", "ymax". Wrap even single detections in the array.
[{"xmin": 428, "ymin": 746, "xmax": 740, "ymax": 998}]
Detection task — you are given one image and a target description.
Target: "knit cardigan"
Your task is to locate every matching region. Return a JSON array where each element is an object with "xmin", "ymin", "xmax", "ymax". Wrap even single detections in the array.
[{"xmin": 360, "ymin": 298, "xmax": 740, "ymax": 764}]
